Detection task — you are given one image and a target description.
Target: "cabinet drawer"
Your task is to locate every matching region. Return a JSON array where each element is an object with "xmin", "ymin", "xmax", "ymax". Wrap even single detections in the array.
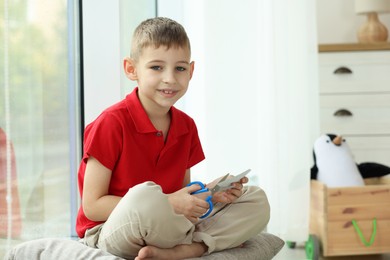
[
  {"xmin": 342, "ymin": 136, "xmax": 390, "ymax": 166},
  {"xmin": 319, "ymin": 52, "xmax": 390, "ymax": 94},
  {"xmin": 320, "ymin": 94, "xmax": 390, "ymax": 135}
]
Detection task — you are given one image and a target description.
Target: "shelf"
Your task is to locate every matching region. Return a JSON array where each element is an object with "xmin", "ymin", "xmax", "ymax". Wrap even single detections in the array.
[{"xmin": 319, "ymin": 43, "xmax": 390, "ymax": 52}]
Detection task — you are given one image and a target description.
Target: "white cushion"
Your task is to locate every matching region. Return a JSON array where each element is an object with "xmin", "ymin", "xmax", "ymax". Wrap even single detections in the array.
[{"xmin": 4, "ymin": 233, "xmax": 284, "ymax": 260}]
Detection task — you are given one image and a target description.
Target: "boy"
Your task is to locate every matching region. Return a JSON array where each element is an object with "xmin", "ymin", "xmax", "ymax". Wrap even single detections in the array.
[{"xmin": 76, "ymin": 17, "xmax": 270, "ymax": 259}]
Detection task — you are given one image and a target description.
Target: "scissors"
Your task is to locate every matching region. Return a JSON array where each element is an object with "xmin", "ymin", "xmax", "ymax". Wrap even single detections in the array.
[{"xmin": 187, "ymin": 169, "xmax": 251, "ymax": 218}]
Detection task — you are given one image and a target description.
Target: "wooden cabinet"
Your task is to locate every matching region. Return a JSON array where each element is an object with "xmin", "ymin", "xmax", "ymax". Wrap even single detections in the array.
[{"xmin": 318, "ymin": 43, "xmax": 390, "ymax": 166}]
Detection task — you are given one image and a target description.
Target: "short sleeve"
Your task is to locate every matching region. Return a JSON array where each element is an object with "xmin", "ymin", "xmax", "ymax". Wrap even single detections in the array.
[{"xmin": 83, "ymin": 112, "xmax": 123, "ymax": 170}]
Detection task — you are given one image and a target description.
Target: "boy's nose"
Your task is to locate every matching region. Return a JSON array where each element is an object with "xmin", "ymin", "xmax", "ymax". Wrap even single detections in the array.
[{"xmin": 162, "ymin": 71, "xmax": 176, "ymax": 84}]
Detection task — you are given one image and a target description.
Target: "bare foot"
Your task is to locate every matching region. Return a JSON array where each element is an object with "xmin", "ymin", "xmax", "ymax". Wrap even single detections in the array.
[{"xmin": 135, "ymin": 242, "xmax": 207, "ymax": 260}]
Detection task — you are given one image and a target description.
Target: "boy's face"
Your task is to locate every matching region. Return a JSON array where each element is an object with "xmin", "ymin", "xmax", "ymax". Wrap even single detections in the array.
[{"xmin": 124, "ymin": 45, "xmax": 194, "ymax": 113}]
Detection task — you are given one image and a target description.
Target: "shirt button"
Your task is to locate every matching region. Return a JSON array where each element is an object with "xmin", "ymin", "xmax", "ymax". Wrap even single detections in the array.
[{"xmin": 156, "ymin": 132, "xmax": 162, "ymax": 137}]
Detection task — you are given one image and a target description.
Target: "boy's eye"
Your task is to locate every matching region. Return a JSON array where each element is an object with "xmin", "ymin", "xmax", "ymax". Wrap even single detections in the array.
[
  {"xmin": 150, "ymin": 66, "xmax": 162, "ymax": 71},
  {"xmin": 176, "ymin": 67, "xmax": 186, "ymax": 72}
]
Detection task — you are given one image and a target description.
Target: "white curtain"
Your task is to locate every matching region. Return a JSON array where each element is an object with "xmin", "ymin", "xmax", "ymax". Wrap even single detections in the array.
[{"xmin": 158, "ymin": 0, "xmax": 319, "ymax": 242}]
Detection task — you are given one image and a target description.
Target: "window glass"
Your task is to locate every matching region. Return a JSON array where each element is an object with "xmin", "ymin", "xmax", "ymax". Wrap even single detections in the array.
[
  {"xmin": 0, "ymin": 0, "xmax": 79, "ymax": 256},
  {"xmin": 0, "ymin": 0, "xmax": 156, "ymax": 257}
]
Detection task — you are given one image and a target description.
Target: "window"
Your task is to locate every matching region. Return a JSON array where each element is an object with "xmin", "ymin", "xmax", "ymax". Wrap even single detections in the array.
[
  {"xmin": 1, "ymin": 0, "xmax": 157, "ymax": 256},
  {"xmin": 0, "ymin": 0, "xmax": 81, "ymax": 255}
]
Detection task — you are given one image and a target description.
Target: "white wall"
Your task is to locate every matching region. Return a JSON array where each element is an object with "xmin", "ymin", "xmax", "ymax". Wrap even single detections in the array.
[
  {"xmin": 82, "ymin": 0, "xmax": 155, "ymax": 125},
  {"xmin": 317, "ymin": 0, "xmax": 390, "ymax": 43},
  {"xmin": 82, "ymin": 1, "xmax": 122, "ymax": 125}
]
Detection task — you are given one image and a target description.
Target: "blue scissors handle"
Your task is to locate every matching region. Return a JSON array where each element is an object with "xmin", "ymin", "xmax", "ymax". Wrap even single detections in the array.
[{"xmin": 187, "ymin": 181, "xmax": 213, "ymax": 219}]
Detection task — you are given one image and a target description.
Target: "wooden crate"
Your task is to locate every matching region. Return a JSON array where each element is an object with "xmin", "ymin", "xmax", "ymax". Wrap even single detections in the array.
[{"xmin": 310, "ymin": 180, "xmax": 390, "ymax": 257}]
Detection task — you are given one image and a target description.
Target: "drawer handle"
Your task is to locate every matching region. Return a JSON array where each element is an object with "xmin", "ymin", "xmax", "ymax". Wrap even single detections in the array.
[
  {"xmin": 333, "ymin": 66, "xmax": 352, "ymax": 74},
  {"xmin": 333, "ymin": 109, "xmax": 353, "ymax": 117}
]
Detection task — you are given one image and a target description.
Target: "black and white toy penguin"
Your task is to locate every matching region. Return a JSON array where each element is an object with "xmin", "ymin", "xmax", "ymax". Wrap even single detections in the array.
[
  {"xmin": 311, "ymin": 134, "xmax": 390, "ymax": 187},
  {"xmin": 311, "ymin": 134, "xmax": 365, "ymax": 187}
]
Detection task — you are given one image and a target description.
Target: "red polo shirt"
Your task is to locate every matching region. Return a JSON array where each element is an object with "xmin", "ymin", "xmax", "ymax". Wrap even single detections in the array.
[{"xmin": 76, "ymin": 88, "xmax": 205, "ymax": 237}]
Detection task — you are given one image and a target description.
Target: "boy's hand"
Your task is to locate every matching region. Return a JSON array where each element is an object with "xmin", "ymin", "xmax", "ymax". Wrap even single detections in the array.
[
  {"xmin": 167, "ymin": 185, "xmax": 210, "ymax": 223},
  {"xmin": 207, "ymin": 176, "xmax": 248, "ymax": 204}
]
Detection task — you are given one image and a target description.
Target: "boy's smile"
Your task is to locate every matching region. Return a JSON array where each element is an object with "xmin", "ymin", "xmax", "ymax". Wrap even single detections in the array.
[
  {"xmin": 158, "ymin": 89, "xmax": 178, "ymax": 98},
  {"xmin": 124, "ymin": 46, "xmax": 194, "ymax": 116}
]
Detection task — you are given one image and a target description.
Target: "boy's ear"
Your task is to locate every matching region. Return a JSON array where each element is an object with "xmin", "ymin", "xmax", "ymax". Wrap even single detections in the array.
[
  {"xmin": 189, "ymin": 61, "xmax": 195, "ymax": 80},
  {"xmin": 124, "ymin": 57, "xmax": 138, "ymax": 81}
]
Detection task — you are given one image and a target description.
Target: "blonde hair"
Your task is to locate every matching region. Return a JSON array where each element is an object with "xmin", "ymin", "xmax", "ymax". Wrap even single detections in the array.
[{"xmin": 130, "ymin": 17, "xmax": 191, "ymax": 61}]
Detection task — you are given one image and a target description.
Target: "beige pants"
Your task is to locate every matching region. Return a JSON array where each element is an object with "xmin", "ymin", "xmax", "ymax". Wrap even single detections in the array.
[{"xmin": 83, "ymin": 182, "xmax": 270, "ymax": 259}]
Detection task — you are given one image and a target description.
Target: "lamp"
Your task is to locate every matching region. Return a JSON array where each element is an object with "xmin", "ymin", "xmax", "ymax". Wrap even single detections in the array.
[{"xmin": 355, "ymin": 0, "xmax": 390, "ymax": 43}]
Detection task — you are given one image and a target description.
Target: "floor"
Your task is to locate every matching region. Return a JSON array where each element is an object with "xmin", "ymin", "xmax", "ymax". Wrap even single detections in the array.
[{"xmin": 274, "ymin": 244, "xmax": 390, "ymax": 260}]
